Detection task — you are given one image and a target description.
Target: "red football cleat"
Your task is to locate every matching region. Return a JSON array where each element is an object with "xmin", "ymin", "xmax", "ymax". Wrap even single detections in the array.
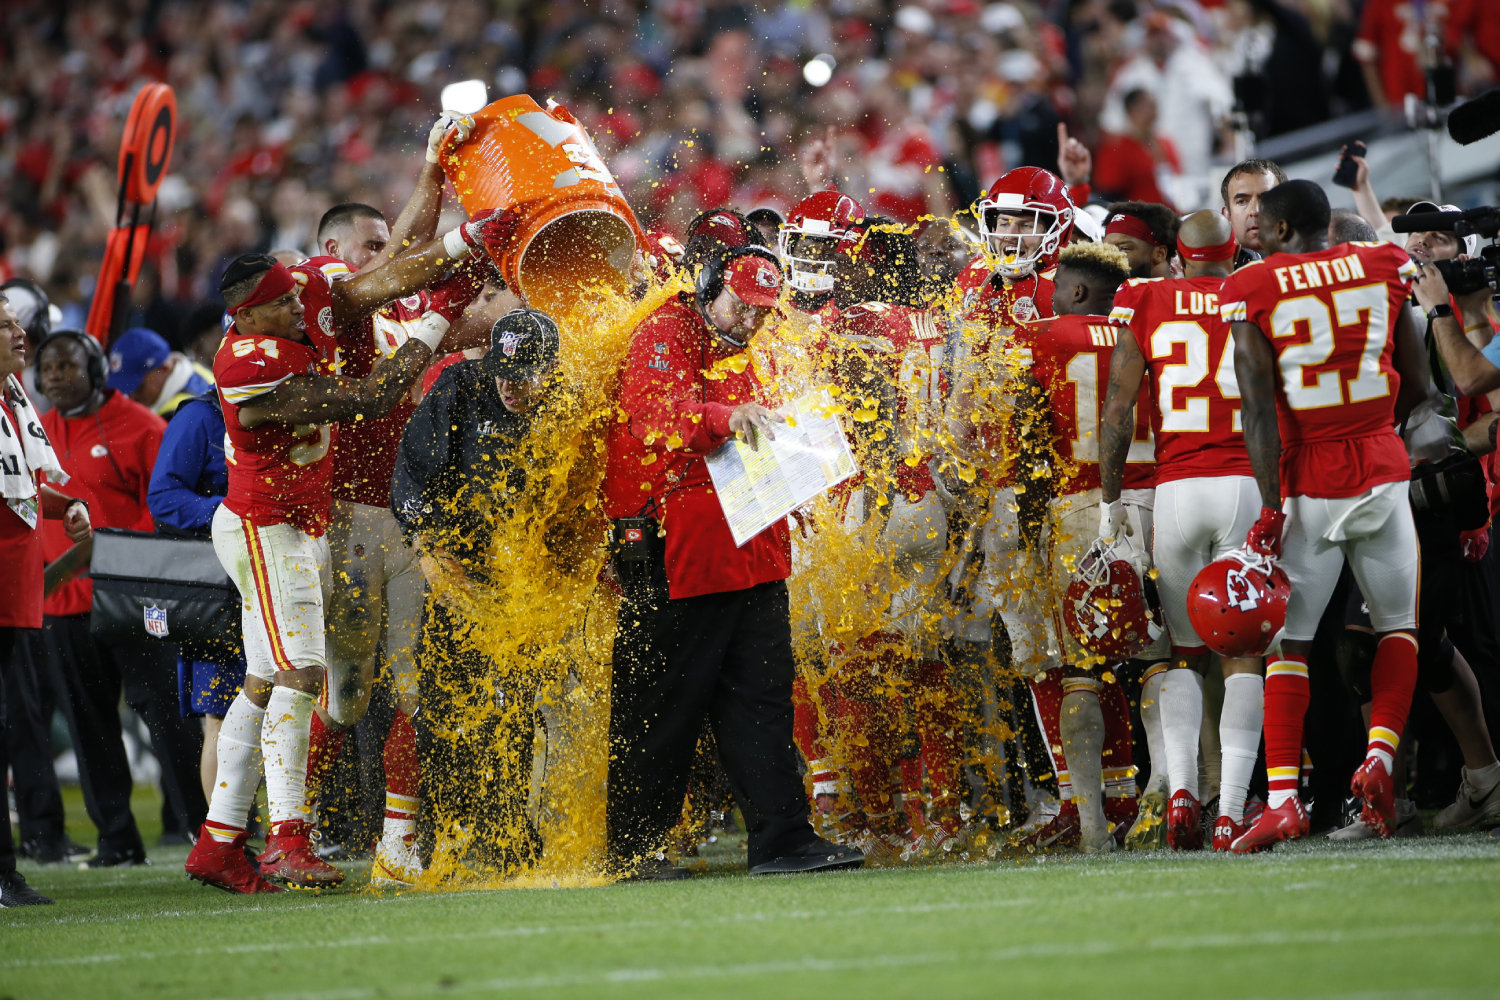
[
  {"xmin": 1351, "ymin": 757, "xmax": 1397, "ymax": 838},
  {"xmin": 1211, "ymin": 814, "xmax": 1250, "ymax": 852},
  {"xmin": 1166, "ymin": 789, "xmax": 1204, "ymax": 850},
  {"xmin": 185, "ymin": 823, "xmax": 285, "ymax": 894},
  {"xmin": 257, "ymin": 820, "xmax": 346, "ymax": 888},
  {"xmin": 1230, "ymin": 796, "xmax": 1309, "ymax": 853}
]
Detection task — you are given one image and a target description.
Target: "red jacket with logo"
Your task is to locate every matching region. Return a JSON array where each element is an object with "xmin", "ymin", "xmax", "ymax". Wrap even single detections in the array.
[
  {"xmin": 601, "ymin": 296, "xmax": 792, "ymax": 599},
  {"xmin": 40, "ymin": 391, "xmax": 165, "ymax": 616}
]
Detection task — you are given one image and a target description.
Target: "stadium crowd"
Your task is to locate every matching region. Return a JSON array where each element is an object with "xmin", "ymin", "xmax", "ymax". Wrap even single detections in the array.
[{"xmin": 4, "ymin": 0, "xmax": 1500, "ymax": 905}]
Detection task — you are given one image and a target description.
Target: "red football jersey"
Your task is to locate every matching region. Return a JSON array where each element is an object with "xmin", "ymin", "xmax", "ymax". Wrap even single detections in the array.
[
  {"xmin": 1014, "ymin": 313, "xmax": 1156, "ymax": 495},
  {"xmin": 325, "ymin": 266, "xmax": 433, "ymax": 507},
  {"xmin": 1219, "ymin": 241, "xmax": 1417, "ymax": 499},
  {"xmin": 826, "ymin": 300, "xmax": 947, "ymax": 496},
  {"xmin": 1110, "ymin": 276, "xmax": 1253, "ymax": 485},
  {"xmin": 215, "ymin": 272, "xmax": 340, "ymax": 536},
  {"xmin": 958, "ymin": 256, "xmax": 1056, "ymax": 329}
]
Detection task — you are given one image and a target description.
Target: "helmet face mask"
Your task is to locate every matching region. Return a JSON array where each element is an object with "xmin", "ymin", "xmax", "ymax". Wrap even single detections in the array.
[
  {"xmin": 778, "ymin": 190, "xmax": 865, "ymax": 294},
  {"xmin": 777, "ymin": 228, "xmax": 844, "ymax": 293}
]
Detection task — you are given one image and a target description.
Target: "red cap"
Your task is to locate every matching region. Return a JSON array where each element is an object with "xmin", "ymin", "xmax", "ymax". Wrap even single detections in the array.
[
  {"xmin": 689, "ymin": 210, "xmax": 753, "ymax": 248},
  {"xmin": 725, "ymin": 255, "xmax": 782, "ymax": 307}
]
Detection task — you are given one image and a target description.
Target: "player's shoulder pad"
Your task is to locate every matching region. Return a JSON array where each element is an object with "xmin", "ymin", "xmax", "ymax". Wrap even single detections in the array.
[
  {"xmin": 1123, "ymin": 277, "xmax": 1163, "ymax": 286},
  {"xmin": 1232, "ymin": 257, "xmax": 1267, "ymax": 271}
]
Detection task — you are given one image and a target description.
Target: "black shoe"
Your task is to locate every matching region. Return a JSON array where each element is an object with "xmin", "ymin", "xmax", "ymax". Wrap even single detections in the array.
[
  {"xmin": 86, "ymin": 844, "xmax": 150, "ymax": 868},
  {"xmin": 748, "ymin": 836, "xmax": 864, "ymax": 875},
  {"xmin": 19, "ymin": 835, "xmax": 93, "ymax": 865},
  {"xmin": 0, "ymin": 870, "xmax": 54, "ymax": 906},
  {"xmin": 158, "ymin": 830, "xmax": 193, "ymax": 848},
  {"xmin": 620, "ymin": 853, "xmax": 692, "ymax": 882}
]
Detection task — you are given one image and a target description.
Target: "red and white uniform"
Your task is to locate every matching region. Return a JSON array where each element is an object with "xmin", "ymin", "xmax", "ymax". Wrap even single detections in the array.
[
  {"xmin": 1110, "ymin": 276, "xmax": 1260, "ymax": 653},
  {"xmin": 1219, "ymin": 241, "xmax": 1420, "ymax": 639},
  {"xmin": 293, "ymin": 256, "xmax": 435, "ymax": 719},
  {"xmin": 1013, "ymin": 312, "xmax": 1165, "ymax": 664},
  {"xmin": 1012, "ymin": 314, "xmax": 1155, "ymax": 496},
  {"xmin": 826, "ymin": 300, "xmax": 949, "ymax": 648},
  {"xmin": 827, "ymin": 301, "xmax": 946, "ymax": 499},
  {"xmin": 958, "ymin": 257, "xmax": 1056, "ymax": 330},
  {"xmin": 212, "ymin": 273, "xmax": 339, "ymax": 680}
]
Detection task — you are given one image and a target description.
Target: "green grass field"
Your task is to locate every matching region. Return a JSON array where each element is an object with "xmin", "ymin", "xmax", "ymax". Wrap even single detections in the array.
[{"xmin": 4, "ymin": 790, "xmax": 1499, "ymax": 1000}]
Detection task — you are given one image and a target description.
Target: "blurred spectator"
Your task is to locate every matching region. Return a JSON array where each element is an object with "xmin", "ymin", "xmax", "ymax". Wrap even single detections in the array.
[
  {"xmin": 1222, "ymin": 0, "xmax": 1330, "ymax": 136},
  {"xmin": 1102, "ymin": 10, "xmax": 1233, "ymax": 207},
  {"xmin": 1354, "ymin": 0, "xmax": 1453, "ymax": 109},
  {"xmin": 1092, "ymin": 89, "xmax": 1179, "ymax": 206}
]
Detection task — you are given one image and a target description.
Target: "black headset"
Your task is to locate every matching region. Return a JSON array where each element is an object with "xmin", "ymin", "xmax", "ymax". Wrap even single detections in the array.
[
  {"xmin": 1, "ymin": 277, "xmax": 53, "ymax": 343},
  {"xmin": 694, "ymin": 244, "xmax": 782, "ymax": 349},
  {"xmin": 35, "ymin": 329, "xmax": 108, "ymax": 391}
]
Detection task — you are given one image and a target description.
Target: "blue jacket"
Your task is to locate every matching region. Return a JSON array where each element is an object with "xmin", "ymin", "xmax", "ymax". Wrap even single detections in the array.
[{"xmin": 147, "ymin": 393, "xmax": 227, "ymax": 534}]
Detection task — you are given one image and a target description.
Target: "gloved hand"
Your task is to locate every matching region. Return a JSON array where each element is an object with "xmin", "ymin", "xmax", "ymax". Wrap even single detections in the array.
[
  {"xmin": 441, "ymin": 207, "xmax": 520, "ymax": 261},
  {"xmin": 1245, "ymin": 505, "xmax": 1286, "ymax": 558},
  {"xmin": 1098, "ymin": 499, "xmax": 1130, "ymax": 542},
  {"xmin": 426, "ymin": 255, "xmax": 490, "ymax": 322},
  {"xmin": 425, "ymin": 112, "xmax": 475, "ymax": 164},
  {"xmin": 1460, "ymin": 526, "xmax": 1491, "ymax": 563}
]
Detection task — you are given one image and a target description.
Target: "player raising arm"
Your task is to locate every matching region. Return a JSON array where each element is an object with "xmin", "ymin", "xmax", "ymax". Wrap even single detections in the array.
[
  {"xmin": 1222, "ymin": 180, "xmax": 1429, "ymax": 852},
  {"xmin": 183, "ymin": 248, "xmax": 496, "ymax": 893}
]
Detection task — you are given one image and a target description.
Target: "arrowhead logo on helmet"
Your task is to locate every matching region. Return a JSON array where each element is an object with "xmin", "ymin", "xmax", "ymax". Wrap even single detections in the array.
[
  {"xmin": 1063, "ymin": 537, "xmax": 1163, "ymax": 661},
  {"xmin": 1187, "ymin": 548, "xmax": 1290, "ymax": 657}
]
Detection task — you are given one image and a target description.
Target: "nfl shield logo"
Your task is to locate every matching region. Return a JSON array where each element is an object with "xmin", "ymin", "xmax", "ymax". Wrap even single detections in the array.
[{"xmin": 144, "ymin": 606, "xmax": 169, "ymax": 639}]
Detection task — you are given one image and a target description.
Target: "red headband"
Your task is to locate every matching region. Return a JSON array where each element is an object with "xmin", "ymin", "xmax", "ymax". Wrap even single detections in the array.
[
  {"xmin": 228, "ymin": 262, "xmax": 296, "ymax": 316},
  {"xmin": 1176, "ymin": 232, "xmax": 1238, "ymax": 262},
  {"xmin": 1104, "ymin": 213, "xmax": 1163, "ymax": 247}
]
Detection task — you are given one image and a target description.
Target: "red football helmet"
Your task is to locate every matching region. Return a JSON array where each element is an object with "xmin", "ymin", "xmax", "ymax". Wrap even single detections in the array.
[
  {"xmin": 975, "ymin": 166, "xmax": 1075, "ymax": 280},
  {"xmin": 642, "ymin": 228, "xmax": 686, "ymax": 279},
  {"xmin": 778, "ymin": 190, "xmax": 865, "ymax": 293},
  {"xmin": 1063, "ymin": 537, "xmax": 1163, "ymax": 662},
  {"xmin": 1187, "ymin": 548, "xmax": 1290, "ymax": 657}
]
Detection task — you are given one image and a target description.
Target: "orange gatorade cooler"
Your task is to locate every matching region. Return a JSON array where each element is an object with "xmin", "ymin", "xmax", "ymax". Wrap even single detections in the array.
[{"xmin": 438, "ymin": 95, "xmax": 645, "ymax": 312}]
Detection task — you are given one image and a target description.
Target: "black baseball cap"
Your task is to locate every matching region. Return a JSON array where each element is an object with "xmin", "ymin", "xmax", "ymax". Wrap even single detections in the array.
[{"xmin": 482, "ymin": 308, "xmax": 561, "ymax": 381}]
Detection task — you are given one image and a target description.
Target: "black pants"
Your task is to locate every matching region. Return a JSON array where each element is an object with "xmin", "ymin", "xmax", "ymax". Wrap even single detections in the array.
[
  {"xmin": 416, "ymin": 602, "xmax": 540, "ymax": 874},
  {"xmin": 607, "ymin": 576, "xmax": 815, "ymax": 869},
  {"xmin": 1, "ymin": 627, "xmax": 22, "ymax": 872},
  {"xmin": 5, "ymin": 629, "xmax": 66, "ymax": 847},
  {"xmin": 42, "ymin": 615, "xmax": 206, "ymax": 853}
]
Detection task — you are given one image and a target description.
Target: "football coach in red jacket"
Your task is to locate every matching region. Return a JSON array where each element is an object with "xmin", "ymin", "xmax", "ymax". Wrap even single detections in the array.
[{"xmin": 600, "ymin": 244, "xmax": 862, "ymax": 879}]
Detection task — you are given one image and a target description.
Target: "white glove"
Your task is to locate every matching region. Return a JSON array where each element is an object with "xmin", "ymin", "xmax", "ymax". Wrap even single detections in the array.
[
  {"xmin": 1098, "ymin": 499, "xmax": 1131, "ymax": 542},
  {"xmin": 407, "ymin": 312, "xmax": 451, "ymax": 352},
  {"xmin": 426, "ymin": 112, "xmax": 475, "ymax": 164}
]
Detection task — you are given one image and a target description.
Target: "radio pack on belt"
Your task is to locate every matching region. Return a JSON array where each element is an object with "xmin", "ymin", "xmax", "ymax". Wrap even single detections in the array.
[
  {"xmin": 608, "ymin": 516, "xmax": 667, "ymax": 586},
  {"xmin": 1409, "ymin": 451, "xmax": 1490, "ymax": 531},
  {"xmin": 88, "ymin": 527, "xmax": 242, "ymax": 658}
]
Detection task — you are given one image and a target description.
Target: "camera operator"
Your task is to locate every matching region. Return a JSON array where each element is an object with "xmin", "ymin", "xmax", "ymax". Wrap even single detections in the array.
[
  {"xmin": 1410, "ymin": 214, "xmax": 1500, "ymax": 396},
  {"xmin": 390, "ymin": 310, "xmax": 563, "ymax": 876},
  {"xmin": 599, "ymin": 247, "xmax": 862, "ymax": 879},
  {"xmin": 1395, "ymin": 221, "xmax": 1500, "ymax": 830}
]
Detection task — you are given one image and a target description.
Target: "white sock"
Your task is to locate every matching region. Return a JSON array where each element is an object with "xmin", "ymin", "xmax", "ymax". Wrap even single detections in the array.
[
  {"xmin": 204, "ymin": 691, "xmax": 265, "ymax": 836},
  {"xmin": 1060, "ymin": 683, "xmax": 1109, "ymax": 846},
  {"xmin": 1161, "ymin": 668, "xmax": 1204, "ymax": 798},
  {"xmin": 262, "ymin": 686, "xmax": 315, "ymax": 828},
  {"xmin": 1139, "ymin": 665, "xmax": 1169, "ymax": 795},
  {"xmin": 1218, "ymin": 673, "xmax": 1264, "ymax": 823},
  {"xmin": 1468, "ymin": 761, "xmax": 1500, "ymax": 790}
]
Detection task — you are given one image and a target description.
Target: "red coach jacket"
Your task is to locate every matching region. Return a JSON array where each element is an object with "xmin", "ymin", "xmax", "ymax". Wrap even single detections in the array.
[
  {"xmin": 602, "ymin": 296, "xmax": 792, "ymax": 600},
  {"xmin": 41, "ymin": 390, "xmax": 165, "ymax": 616}
]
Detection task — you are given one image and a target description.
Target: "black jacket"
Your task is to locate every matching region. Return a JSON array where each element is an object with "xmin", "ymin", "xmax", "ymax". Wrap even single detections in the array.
[{"xmin": 391, "ymin": 361, "xmax": 532, "ymax": 569}]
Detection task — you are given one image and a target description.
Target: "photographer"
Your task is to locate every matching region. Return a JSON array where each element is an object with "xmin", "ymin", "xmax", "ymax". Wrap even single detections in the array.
[
  {"xmin": 390, "ymin": 310, "xmax": 563, "ymax": 878},
  {"xmin": 1398, "ymin": 227, "xmax": 1500, "ymax": 831},
  {"xmin": 599, "ymin": 247, "xmax": 862, "ymax": 879}
]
